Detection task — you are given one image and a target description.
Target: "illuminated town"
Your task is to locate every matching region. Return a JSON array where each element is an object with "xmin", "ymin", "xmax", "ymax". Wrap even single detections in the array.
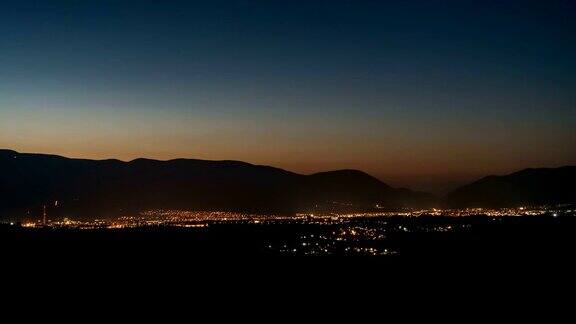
[
  {"xmin": 13, "ymin": 206, "xmax": 572, "ymax": 230},
  {"xmin": 1, "ymin": 205, "xmax": 571, "ymax": 256}
]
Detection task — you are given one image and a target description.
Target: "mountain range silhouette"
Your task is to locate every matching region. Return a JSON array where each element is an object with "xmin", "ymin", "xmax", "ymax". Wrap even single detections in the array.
[
  {"xmin": 445, "ymin": 166, "xmax": 576, "ymax": 208},
  {"xmin": 1, "ymin": 149, "xmax": 574, "ymax": 219}
]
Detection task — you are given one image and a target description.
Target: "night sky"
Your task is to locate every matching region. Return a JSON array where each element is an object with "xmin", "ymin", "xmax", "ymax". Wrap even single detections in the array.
[{"xmin": 1, "ymin": 0, "xmax": 574, "ymax": 193}]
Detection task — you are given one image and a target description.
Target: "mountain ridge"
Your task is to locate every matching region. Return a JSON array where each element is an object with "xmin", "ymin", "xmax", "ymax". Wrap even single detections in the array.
[
  {"xmin": 2, "ymin": 149, "xmax": 574, "ymax": 219},
  {"xmin": 0, "ymin": 149, "xmax": 434, "ymax": 220},
  {"xmin": 445, "ymin": 166, "xmax": 576, "ymax": 207}
]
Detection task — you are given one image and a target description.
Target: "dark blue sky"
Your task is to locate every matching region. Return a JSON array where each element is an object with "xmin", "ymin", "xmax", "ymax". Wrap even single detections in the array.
[{"xmin": 1, "ymin": 0, "xmax": 574, "ymax": 192}]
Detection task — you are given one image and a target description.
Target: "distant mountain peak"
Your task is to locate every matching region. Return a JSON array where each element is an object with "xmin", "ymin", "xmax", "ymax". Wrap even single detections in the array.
[
  {"xmin": 310, "ymin": 169, "xmax": 388, "ymax": 183},
  {"xmin": 312, "ymin": 169, "xmax": 375, "ymax": 177},
  {"xmin": 0, "ymin": 149, "xmax": 18, "ymax": 155},
  {"xmin": 0, "ymin": 149, "xmax": 437, "ymax": 219},
  {"xmin": 446, "ymin": 166, "xmax": 576, "ymax": 208}
]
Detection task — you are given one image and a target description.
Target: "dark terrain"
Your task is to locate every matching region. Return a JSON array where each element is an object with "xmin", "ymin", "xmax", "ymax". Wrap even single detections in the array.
[
  {"xmin": 2, "ymin": 149, "xmax": 575, "ymax": 222},
  {"xmin": 446, "ymin": 166, "xmax": 576, "ymax": 208},
  {"xmin": 0, "ymin": 149, "xmax": 434, "ymax": 220}
]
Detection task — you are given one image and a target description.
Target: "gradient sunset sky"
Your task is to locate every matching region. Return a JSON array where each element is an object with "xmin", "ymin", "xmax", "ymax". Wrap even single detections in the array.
[{"xmin": 1, "ymin": 0, "xmax": 575, "ymax": 192}]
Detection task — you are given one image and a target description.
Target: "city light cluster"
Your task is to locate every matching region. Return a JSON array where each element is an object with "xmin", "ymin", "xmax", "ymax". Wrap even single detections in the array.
[
  {"xmin": 297, "ymin": 206, "xmax": 570, "ymax": 219},
  {"xmin": 12, "ymin": 206, "xmax": 574, "ymax": 230}
]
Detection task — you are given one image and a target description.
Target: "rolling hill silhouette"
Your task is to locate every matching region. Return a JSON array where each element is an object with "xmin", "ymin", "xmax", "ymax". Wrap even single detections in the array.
[
  {"xmin": 0, "ymin": 149, "xmax": 434, "ymax": 220},
  {"xmin": 446, "ymin": 166, "xmax": 576, "ymax": 208}
]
